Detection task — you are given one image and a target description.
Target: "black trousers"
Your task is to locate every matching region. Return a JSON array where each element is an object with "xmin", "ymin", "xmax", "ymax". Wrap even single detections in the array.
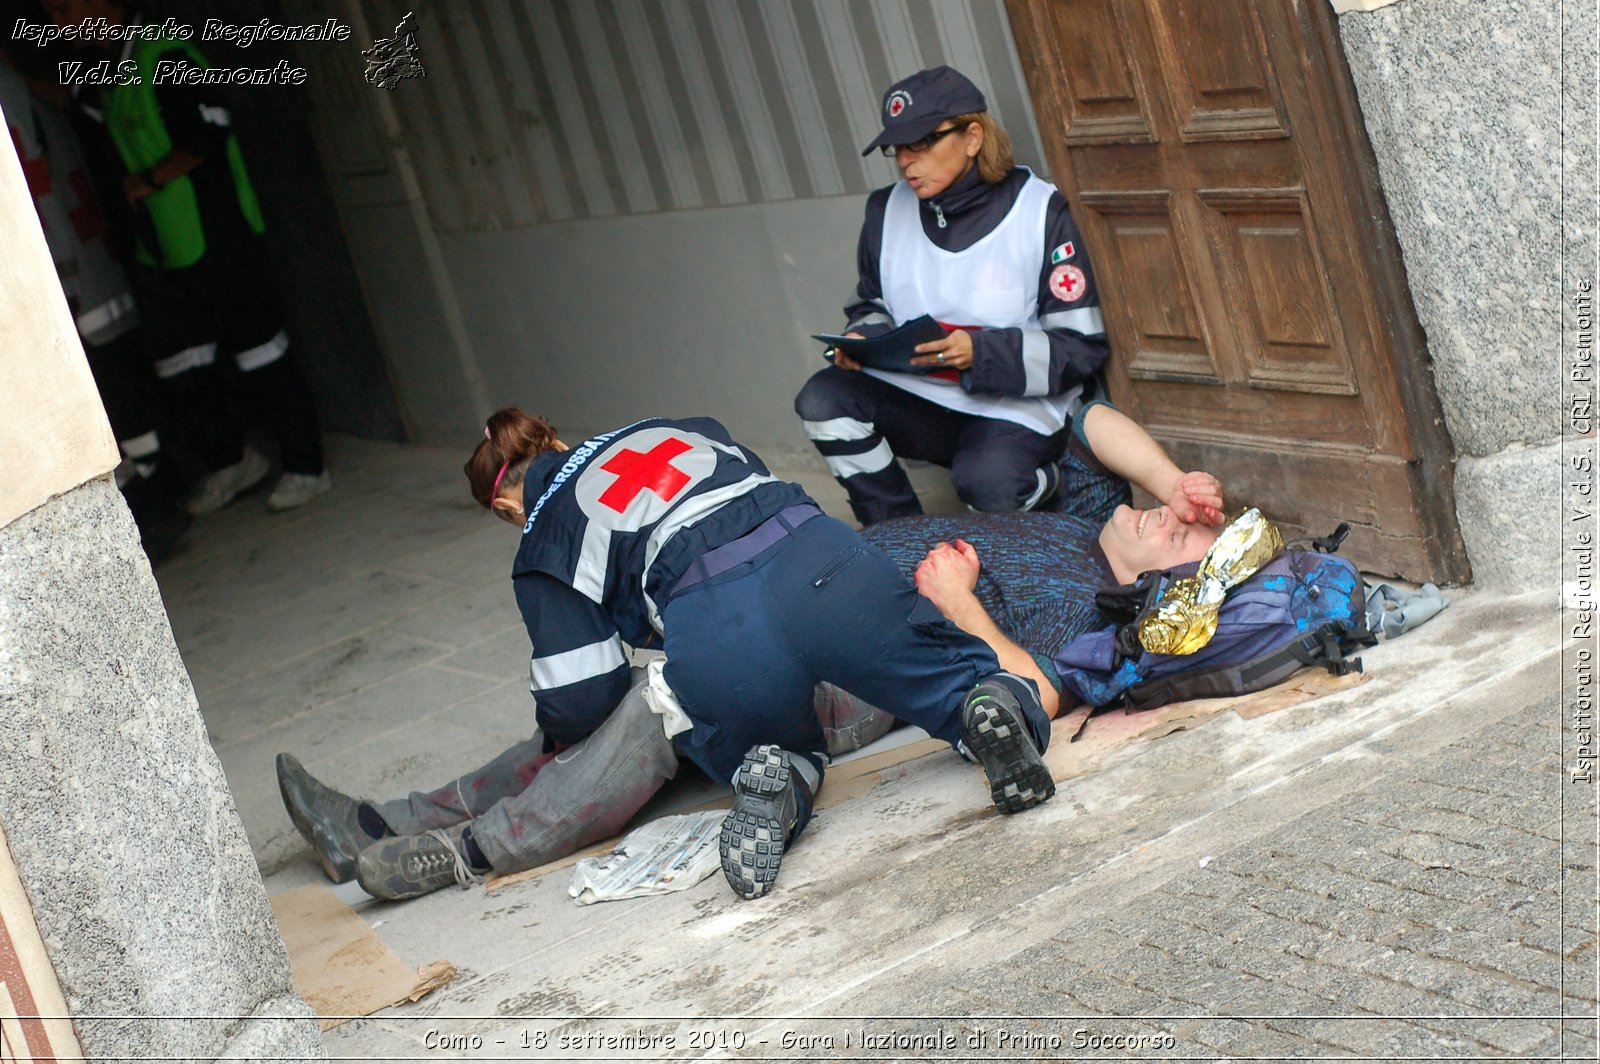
[
  {"xmin": 795, "ymin": 366, "xmax": 1064, "ymax": 526},
  {"xmin": 134, "ymin": 238, "xmax": 323, "ymax": 475}
]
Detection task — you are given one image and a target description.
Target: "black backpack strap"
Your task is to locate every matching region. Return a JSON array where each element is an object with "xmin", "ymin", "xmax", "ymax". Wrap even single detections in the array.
[
  {"xmin": 1286, "ymin": 621, "xmax": 1365, "ymax": 676},
  {"xmin": 1228, "ymin": 621, "xmax": 1368, "ymax": 689},
  {"xmin": 1097, "ymin": 569, "xmax": 1172, "ymax": 667},
  {"xmin": 1067, "ymin": 705, "xmax": 1104, "ymax": 743},
  {"xmin": 1311, "ymin": 523, "xmax": 1351, "ymax": 554},
  {"xmin": 1095, "ymin": 567, "xmax": 1168, "ymax": 625}
]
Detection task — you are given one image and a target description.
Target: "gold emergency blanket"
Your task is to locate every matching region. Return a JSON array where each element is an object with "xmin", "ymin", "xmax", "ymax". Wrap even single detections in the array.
[{"xmin": 1138, "ymin": 508, "xmax": 1284, "ymax": 656}]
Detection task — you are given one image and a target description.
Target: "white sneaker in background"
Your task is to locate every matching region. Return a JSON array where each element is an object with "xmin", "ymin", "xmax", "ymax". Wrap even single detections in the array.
[
  {"xmin": 186, "ymin": 448, "xmax": 271, "ymax": 516},
  {"xmin": 266, "ymin": 470, "xmax": 333, "ymax": 512}
]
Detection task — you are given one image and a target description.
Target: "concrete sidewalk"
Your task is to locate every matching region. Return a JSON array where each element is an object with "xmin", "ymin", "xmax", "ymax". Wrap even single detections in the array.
[{"xmin": 154, "ymin": 434, "xmax": 1596, "ymax": 1060}]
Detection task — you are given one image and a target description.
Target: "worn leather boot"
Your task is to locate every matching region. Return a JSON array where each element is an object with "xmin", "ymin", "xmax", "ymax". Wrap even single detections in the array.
[
  {"xmin": 276, "ymin": 753, "xmax": 384, "ymax": 883},
  {"xmin": 356, "ymin": 824, "xmax": 481, "ymax": 901}
]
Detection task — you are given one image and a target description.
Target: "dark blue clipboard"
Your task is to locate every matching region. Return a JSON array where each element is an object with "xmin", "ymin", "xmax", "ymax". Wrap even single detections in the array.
[{"xmin": 812, "ymin": 315, "xmax": 949, "ymax": 375}]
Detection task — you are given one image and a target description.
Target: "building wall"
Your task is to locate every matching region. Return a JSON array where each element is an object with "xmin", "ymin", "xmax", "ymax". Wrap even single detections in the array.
[
  {"xmin": 1336, "ymin": 0, "xmax": 1592, "ymax": 589},
  {"xmin": 309, "ymin": 0, "xmax": 1588, "ymax": 587},
  {"xmin": 305, "ymin": 0, "xmax": 1047, "ymax": 447},
  {"xmin": 380, "ymin": 0, "xmax": 1046, "ymax": 228}
]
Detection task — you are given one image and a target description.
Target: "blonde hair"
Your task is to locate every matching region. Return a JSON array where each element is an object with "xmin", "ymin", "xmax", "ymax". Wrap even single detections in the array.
[{"xmin": 951, "ymin": 111, "xmax": 1013, "ymax": 184}]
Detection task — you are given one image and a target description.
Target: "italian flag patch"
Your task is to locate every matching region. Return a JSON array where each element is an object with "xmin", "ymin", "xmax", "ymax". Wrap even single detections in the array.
[{"xmin": 1050, "ymin": 241, "xmax": 1076, "ymax": 264}]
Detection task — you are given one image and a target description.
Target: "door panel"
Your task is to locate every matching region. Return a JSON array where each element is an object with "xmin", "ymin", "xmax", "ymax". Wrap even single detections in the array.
[
  {"xmin": 1045, "ymin": 0, "xmax": 1156, "ymax": 144},
  {"xmin": 1148, "ymin": 0, "xmax": 1290, "ymax": 141},
  {"xmin": 1007, "ymin": 0, "xmax": 1466, "ymax": 581},
  {"xmin": 1197, "ymin": 189, "xmax": 1357, "ymax": 394},
  {"xmin": 1077, "ymin": 192, "xmax": 1221, "ymax": 384}
]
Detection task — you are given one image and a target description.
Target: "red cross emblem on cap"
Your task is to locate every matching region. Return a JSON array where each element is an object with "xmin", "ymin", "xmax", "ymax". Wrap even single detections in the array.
[
  {"xmin": 597, "ymin": 437, "xmax": 693, "ymax": 513},
  {"xmin": 886, "ymin": 90, "xmax": 911, "ymax": 118}
]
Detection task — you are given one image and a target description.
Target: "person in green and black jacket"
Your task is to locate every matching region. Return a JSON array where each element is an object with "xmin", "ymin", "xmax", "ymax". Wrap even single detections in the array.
[{"xmin": 44, "ymin": 0, "xmax": 329, "ymax": 514}]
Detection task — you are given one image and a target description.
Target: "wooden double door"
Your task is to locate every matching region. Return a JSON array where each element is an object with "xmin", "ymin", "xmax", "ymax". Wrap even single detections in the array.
[{"xmin": 1007, "ymin": 0, "xmax": 1467, "ymax": 582}]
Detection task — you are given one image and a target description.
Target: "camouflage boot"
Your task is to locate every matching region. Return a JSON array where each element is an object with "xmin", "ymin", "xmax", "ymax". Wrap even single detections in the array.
[{"xmin": 356, "ymin": 824, "xmax": 482, "ymax": 901}]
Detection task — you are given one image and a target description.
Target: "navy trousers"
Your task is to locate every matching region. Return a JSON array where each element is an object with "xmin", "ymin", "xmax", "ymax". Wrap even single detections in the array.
[
  {"xmin": 660, "ymin": 514, "xmax": 1007, "ymax": 786},
  {"xmin": 795, "ymin": 367, "xmax": 1065, "ymax": 526}
]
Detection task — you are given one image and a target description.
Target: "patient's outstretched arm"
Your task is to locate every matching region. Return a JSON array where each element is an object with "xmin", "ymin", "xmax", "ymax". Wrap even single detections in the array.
[{"xmin": 1081, "ymin": 404, "xmax": 1225, "ymax": 525}]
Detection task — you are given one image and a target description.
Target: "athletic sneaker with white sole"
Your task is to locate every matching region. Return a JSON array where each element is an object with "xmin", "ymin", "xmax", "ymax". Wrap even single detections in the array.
[
  {"xmin": 267, "ymin": 470, "xmax": 332, "ymax": 511},
  {"xmin": 186, "ymin": 448, "xmax": 270, "ymax": 515},
  {"xmin": 961, "ymin": 680, "xmax": 1055, "ymax": 814}
]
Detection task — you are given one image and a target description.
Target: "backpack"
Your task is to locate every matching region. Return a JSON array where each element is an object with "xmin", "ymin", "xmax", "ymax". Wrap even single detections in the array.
[{"xmin": 1052, "ymin": 525, "xmax": 1375, "ymax": 712}]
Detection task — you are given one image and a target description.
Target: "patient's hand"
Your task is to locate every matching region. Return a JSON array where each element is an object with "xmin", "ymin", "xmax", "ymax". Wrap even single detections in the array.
[
  {"xmin": 1168, "ymin": 471, "xmax": 1225, "ymax": 527},
  {"xmin": 914, "ymin": 539, "xmax": 982, "ymax": 621}
]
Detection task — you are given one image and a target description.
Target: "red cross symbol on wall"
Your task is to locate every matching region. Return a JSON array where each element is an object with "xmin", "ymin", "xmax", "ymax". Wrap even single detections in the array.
[{"xmin": 597, "ymin": 437, "xmax": 693, "ymax": 513}]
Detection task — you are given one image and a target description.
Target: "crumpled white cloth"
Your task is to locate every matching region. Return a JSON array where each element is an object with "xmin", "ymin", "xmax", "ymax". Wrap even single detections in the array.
[{"xmin": 641, "ymin": 656, "xmax": 693, "ymax": 738}]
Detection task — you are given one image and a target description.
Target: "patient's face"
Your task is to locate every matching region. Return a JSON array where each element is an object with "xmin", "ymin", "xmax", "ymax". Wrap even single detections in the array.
[{"xmin": 1098, "ymin": 504, "xmax": 1221, "ymax": 584}]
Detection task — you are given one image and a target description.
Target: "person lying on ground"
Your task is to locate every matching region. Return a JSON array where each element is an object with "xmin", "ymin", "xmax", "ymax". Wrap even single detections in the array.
[
  {"xmin": 279, "ymin": 400, "xmax": 1217, "ymax": 900},
  {"xmin": 859, "ymin": 398, "xmax": 1227, "ymax": 722},
  {"xmin": 280, "ymin": 408, "xmax": 1055, "ymax": 904}
]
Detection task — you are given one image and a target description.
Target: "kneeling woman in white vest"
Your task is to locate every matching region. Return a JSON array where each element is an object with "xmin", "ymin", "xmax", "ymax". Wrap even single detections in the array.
[{"xmin": 797, "ymin": 65, "xmax": 1112, "ymax": 526}]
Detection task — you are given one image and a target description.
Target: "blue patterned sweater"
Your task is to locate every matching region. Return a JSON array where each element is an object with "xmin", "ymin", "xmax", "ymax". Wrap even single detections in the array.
[{"xmin": 863, "ymin": 511, "xmax": 1116, "ymax": 690}]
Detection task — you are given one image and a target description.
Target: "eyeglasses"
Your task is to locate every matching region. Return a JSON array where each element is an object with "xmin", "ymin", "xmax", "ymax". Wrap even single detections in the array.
[{"xmin": 878, "ymin": 124, "xmax": 967, "ymax": 157}]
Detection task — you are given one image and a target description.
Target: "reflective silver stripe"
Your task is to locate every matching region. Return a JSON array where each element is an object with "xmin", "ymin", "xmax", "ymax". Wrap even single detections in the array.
[
  {"xmin": 1020, "ymin": 329, "xmax": 1051, "ymax": 397},
  {"xmin": 233, "ymin": 330, "xmax": 289, "ymax": 372},
  {"xmin": 1040, "ymin": 307, "xmax": 1106, "ymax": 336},
  {"xmin": 153, "ymin": 343, "xmax": 217, "ymax": 379},
  {"xmin": 1021, "ymin": 466, "xmax": 1051, "ymax": 510},
  {"xmin": 824, "ymin": 440, "xmax": 895, "ymax": 479},
  {"xmin": 75, "ymin": 293, "xmax": 136, "ymax": 337},
  {"xmin": 119, "ymin": 431, "xmax": 159, "ymax": 460},
  {"xmin": 572, "ymin": 520, "xmax": 611, "ymax": 603},
  {"xmin": 802, "ymin": 417, "xmax": 875, "ymax": 442},
  {"xmin": 529, "ymin": 635, "xmax": 627, "ymax": 692},
  {"xmin": 846, "ymin": 311, "xmax": 891, "ymax": 331}
]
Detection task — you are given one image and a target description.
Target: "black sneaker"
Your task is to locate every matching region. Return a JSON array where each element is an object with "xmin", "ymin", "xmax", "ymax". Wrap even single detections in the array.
[
  {"xmin": 720, "ymin": 745, "xmax": 802, "ymax": 900},
  {"xmin": 1026, "ymin": 460, "xmax": 1062, "ymax": 512},
  {"xmin": 962, "ymin": 682, "xmax": 1055, "ymax": 814}
]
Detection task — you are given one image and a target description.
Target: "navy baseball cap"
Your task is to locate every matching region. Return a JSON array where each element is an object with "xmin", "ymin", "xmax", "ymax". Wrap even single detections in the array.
[{"xmin": 860, "ymin": 66, "xmax": 988, "ymax": 157}]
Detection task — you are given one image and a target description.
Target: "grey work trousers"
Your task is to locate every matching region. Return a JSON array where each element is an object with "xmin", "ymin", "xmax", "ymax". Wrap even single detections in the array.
[{"xmin": 368, "ymin": 671, "xmax": 893, "ymax": 874}]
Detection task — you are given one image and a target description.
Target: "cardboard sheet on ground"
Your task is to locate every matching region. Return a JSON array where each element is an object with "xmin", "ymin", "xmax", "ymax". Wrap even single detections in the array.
[
  {"xmin": 487, "ymin": 667, "xmax": 1366, "ymax": 894},
  {"xmin": 270, "ymin": 883, "xmax": 457, "ymax": 1030}
]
